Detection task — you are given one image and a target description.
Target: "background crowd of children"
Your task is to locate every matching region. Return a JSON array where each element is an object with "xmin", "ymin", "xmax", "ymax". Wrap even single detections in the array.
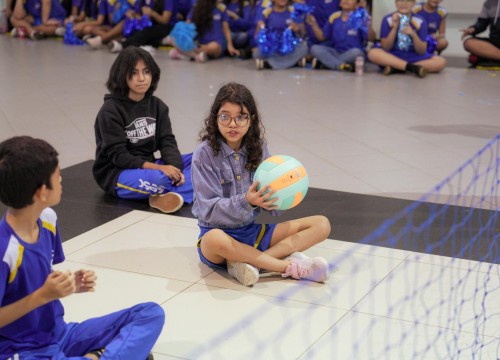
[{"xmin": 1, "ymin": 0, "xmax": 500, "ymax": 77}]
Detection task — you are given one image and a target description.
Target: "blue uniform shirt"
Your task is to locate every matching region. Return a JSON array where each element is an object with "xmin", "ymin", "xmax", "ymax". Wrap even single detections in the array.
[
  {"xmin": 227, "ymin": 1, "xmax": 252, "ymax": 32},
  {"xmin": 412, "ymin": 2, "xmax": 447, "ymax": 35},
  {"xmin": 192, "ymin": 139, "xmax": 278, "ymax": 229},
  {"xmin": 260, "ymin": 6, "xmax": 293, "ymax": 31},
  {"xmin": 380, "ymin": 12, "xmax": 431, "ymax": 62},
  {"xmin": 24, "ymin": 0, "xmax": 67, "ymax": 23},
  {"xmin": 188, "ymin": 3, "xmax": 229, "ymax": 45},
  {"xmin": 323, "ymin": 11, "xmax": 366, "ymax": 52},
  {"xmin": 142, "ymin": 0, "xmax": 178, "ymax": 26},
  {"xmin": 0, "ymin": 208, "xmax": 65, "ymax": 358}
]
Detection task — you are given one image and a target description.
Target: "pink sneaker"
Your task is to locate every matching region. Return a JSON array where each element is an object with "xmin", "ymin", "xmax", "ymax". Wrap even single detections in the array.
[{"xmin": 282, "ymin": 257, "xmax": 329, "ymax": 283}]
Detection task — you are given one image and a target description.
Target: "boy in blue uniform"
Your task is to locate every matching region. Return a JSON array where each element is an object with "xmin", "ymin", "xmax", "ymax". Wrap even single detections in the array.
[
  {"xmin": 412, "ymin": 0, "xmax": 448, "ymax": 53},
  {"xmin": 309, "ymin": 0, "xmax": 366, "ymax": 71},
  {"xmin": 0, "ymin": 136, "xmax": 164, "ymax": 360},
  {"xmin": 367, "ymin": 0, "xmax": 446, "ymax": 78}
]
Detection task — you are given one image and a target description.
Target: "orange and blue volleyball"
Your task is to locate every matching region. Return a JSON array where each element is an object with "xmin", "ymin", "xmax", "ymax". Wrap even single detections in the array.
[{"xmin": 254, "ymin": 155, "xmax": 309, "ymax": 210}]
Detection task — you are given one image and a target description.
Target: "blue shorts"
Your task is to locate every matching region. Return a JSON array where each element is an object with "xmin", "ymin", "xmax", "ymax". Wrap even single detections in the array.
[{"xmin": 196, "ymin": 223, "xmax": 276, "ymax": 270}]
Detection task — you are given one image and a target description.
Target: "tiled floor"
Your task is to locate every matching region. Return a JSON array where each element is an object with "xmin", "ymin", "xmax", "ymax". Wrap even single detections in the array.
[
  {"xmin": 1, "ymin": 33, "xmax": 500, "ymax": 359},
  {"xmin": 57, "ymin": 212, "xmax": 500, "ymax": 359}
]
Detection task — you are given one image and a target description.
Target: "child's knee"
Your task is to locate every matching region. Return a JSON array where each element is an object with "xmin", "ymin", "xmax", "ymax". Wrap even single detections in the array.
[{"xmin": 316, "ymin": 215, "xmax": 331, "ymax": 237}]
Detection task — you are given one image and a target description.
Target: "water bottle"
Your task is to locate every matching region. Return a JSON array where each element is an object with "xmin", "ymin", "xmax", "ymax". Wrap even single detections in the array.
[{"xmin": 355, "ymin": 56, "xmax": 364, "ymax": 76}]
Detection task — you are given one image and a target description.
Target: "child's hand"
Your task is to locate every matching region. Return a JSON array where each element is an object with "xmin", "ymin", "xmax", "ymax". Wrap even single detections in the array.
[
  {"xmin": 305, "ymin": 14, "xmax": 317, "ymax": 27},
  {"xmin": 39, "ymin": 270, "xmax": 76, "ymax": 302},
  {"xmin": 227, "ymin": 45, "xmax": 240, "ymax": 57},
  {"xmin": 246, "ymin": 181, "xmax": 278, "ymax": 210},
  {"xmin": 400, "ymin": 25, "xmax": 414, "ymax": 36},
  {"xmin": 159, "ymin": 165, "xmax": 184, "ymax": 185},
  {"xmin": 460, "ymin": 27, "xmax": 474, "ymax": 40},
  {"xmin": 142, "ymin": 6, "xmax": 152, "ymax": 17},
  {"xmin": 391, "ymin": 12, "xmax": 400, "ymax": 28},
  {"xmin": 74, "ymin": 269, "xmax": 97, "ymax": 293}
]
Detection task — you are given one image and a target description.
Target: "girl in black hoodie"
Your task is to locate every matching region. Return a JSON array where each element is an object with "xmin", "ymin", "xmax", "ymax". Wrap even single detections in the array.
[
  {"xmin": 462, "ymin": 0, "xmax": 500, "ymax": 64},
  {"xmin": 93, "ymin": 46, "xmax": 193, "ymax": 213}
]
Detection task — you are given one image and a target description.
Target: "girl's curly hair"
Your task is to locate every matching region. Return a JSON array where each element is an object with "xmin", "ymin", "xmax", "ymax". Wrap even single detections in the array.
[{"xmin": 199, "ymin": 82, "xmax": 265, "ymax": 171}]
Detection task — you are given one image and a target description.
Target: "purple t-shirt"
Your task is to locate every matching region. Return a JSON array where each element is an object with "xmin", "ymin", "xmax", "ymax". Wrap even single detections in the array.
[
  {"xmin": 322, "ymin": 11, "xmax": 366, "ymax": 52},
  {"xmin": 0, "ymin": 209, "xmax": 65, "ymax": 358},
  {"xmin": 380, "ymin": 12, "xmax": 429, "ymax": 61},
  {"xmin": 412, "ymin": 2, "xmax": 447, "ymax": 35},
  {"xmin": 188, "ymin": 3, "xmax": 228, "ymax": 45},
  {"xmin": 306, "ymin": 0, "xmax": 339, "ymax": 29},
  {"xmin": 24, "ymin": 0, "xmax": 67, "ymax": 22},
  {"xmin": 259, "ymin": 6, "xmax": 292, "ymax": 31},
  {"xmin": 227, "ymin": 1, "xmax": 251, "ymax": 32},
  {"xmin": 142, "ymin": 0, "xmax": 178, "ymax": 26}
]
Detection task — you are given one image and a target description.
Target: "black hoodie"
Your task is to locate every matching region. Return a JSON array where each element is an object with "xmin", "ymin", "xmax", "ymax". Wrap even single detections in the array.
[
  {"xmin": 471, "ymin": 0, "xmax": 500, "ymax": 39},
  {"xmin": 93, "ymin": 93, "xmax": 183, "ymax": 196}
]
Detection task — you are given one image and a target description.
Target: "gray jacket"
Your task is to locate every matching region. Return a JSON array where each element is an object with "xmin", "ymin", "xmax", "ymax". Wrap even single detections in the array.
[{"xmin": 471, "ymin": 0, "xmax": 500, "ymax": 39}]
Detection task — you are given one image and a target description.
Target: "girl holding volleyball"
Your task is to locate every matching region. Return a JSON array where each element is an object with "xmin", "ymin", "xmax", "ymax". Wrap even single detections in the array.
[{"xmin": 191, "ymin": 82, "xmax": 331, "ymax": 287}]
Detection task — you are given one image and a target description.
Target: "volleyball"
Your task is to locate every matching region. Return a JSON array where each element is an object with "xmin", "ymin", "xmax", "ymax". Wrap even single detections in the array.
[{"xmin": 254, "ymin": 155, "xmax": 309, "ymax": 210}]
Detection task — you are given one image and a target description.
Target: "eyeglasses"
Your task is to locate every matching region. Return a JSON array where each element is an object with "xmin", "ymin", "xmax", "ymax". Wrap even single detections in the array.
[
  {"xmin": 396, "ymin": 0, "xmax": 414, "ymax": 3},
  {"xmin": 217, "ymin": 113, "xmax": 250, "ymax": 127}
]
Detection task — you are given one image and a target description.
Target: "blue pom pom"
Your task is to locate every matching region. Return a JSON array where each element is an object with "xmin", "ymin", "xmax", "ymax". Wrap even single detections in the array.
[
  {"xmin": 112, "ymin": 0, "xmax": 129, "ymax": 25},
  {"xmin": 426, "ymin": 35, "xmax": 437, "ymax": 54},
  {"xmin": 123, "ymin": 17, "xmax": 135, "ymax": 37},
  {"xmin": 139, "ymin": 15, "xmax": 152, "ymax": 30},
  {"xmin": 278, "ymin": 28, "xmax": 301, "ymax": 56},
  {"xmin": 347, "ymin": 7, "xmax": 369, "ymax": 36},
  {"xmin": 257, "ymin": 27, "xmax": 278, "ymax": 57},
  {"xmin": 63, "ymin": 22, "xmax": 86, "ymax": 45},
  {"xmin": 290, "ymin": 3, "xmax": 314, "ymax": 24},
  {"xmin": 170, "ymin": 21, "xmax": 197, "ymax": 52}
]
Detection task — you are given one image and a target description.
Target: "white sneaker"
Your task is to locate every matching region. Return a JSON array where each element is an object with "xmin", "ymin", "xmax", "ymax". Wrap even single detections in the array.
[
  {"xmin": 149, "ymin": 192, "xmax": 184, "ymax": 213},
  {"xmin": 227, "ymin": 261, "xmax": 260, "ymax": 286},
  {"xmin": 82, "ymin": 34, "xmax": 93, "ymax": 41},
  {"xmin": 297, "ymin": 57, "xmax": 307, "ymax": 68},
  {"xmin": 108, "ymin": 40, "xmax": 123, "ymax": 53},
  {"xmin": 140, "ymin": 45, "xmax": 156, "ymax": 55},
  {"xmin": 55, "ymin": 26, "xmax": 66, "ymax": 36},
  {"xmin": 282, "ymin": 256, "xmax": 330, "ymax": 283},
  {"xmin": 11, "ymin": 27, "xmax": 19, "ymax": 37},
  {"xmin": 169, "ymin": 48, "xmax": 189, "ymax": 60},
  {"xmin": 161, "ymin": 35, "xmax": 173, "ymax": 46},
  {"xmin": 284, "ymin": 252, "xmax": 309, "ymax": 261},
  {"xmin": 195, "ymin": 51, "xmax": 207, "ymax": 63},
  {"xmin": 86, "ymin": 35, "xmax": 102, "ymax": 48}
]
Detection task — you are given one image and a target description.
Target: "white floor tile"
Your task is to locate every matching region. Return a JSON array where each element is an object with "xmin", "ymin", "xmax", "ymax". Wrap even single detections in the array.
[
  {"xmin": 153, "ymin": 283, "xmax": 346, "ymax": 359},
  {"xmin": 300, "ymin": 311, "xmax": 500, "ymax": 360},
  {"xmin": 65, "ymin": 219, "xmax": 212, "ymax": 282}
]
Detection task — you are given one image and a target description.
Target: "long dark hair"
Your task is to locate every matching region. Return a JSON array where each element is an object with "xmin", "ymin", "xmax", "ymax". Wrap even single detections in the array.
[
  {"xmin": 106, "ymin": 46, "xmax": 161, "ymax": 97},
  {"xmin": 200, "ymin": 82, "xmax": 265, "ymax": 171},
  {"xmin": 191, "ymin": 0, "xmax": 216, "ymax": 37}
]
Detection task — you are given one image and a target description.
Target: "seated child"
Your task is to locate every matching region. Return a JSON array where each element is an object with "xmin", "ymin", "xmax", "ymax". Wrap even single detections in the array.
[
  {"xmin": 192, "ymin": 82, "xmax": 332, "ymax": 287},
  {"xmin": 412, "ymin": 0, "xmax": 448, "ymax": 53},
  {"xmin": 309, "ymin": 0, "xmax": 366, "ymax": 71},
  {"xmin": 0, "ymin": 136, "xmax": 165, "ymax": 359},
  {"xmin": 224, "ymin": 0, "xmax": 253, "ymax": 57},
  {"xmin": 10, "ymin": 0, "xmax": 67, "ymax": 39},
  {"xmin": 254, "ymin": 0, "xmax": 309, "ymax": 70},
  {"xmin": 93, "ymin": 46, "xmax": 193, "ymax": 213},
  {"xmin": 86, "ymin": 0, "xmax": 142, "ymax": 48},
  {"xmin": 367, "ymin": 0, "xmax": 446, "ymax": 78},
  {"xmin": 462, "ymin": 0, "xmax": 500, "ymax": 66},
  {"xmin": 169, "ymin": 0, "xmax": 239, "ymax": 62},
  {"xmin": 108, "ymin": 0, "xmax": 178, "ymax": 53}
]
